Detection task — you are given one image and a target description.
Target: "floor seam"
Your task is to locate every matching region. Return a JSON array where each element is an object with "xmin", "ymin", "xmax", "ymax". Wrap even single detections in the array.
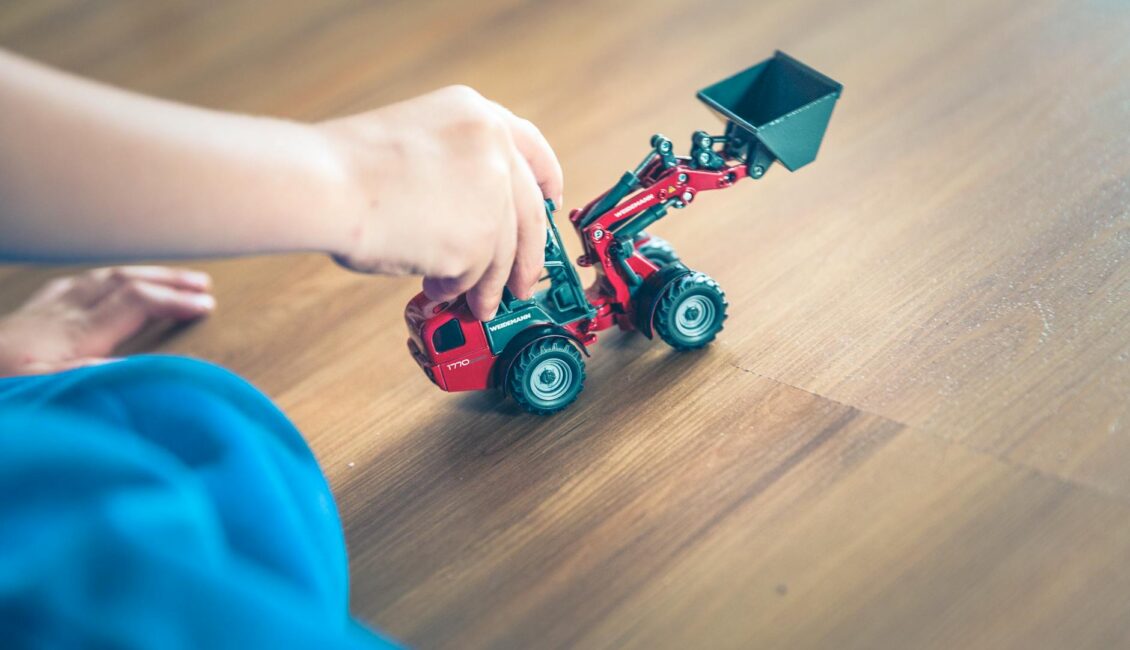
[
  {"xmin": 726, "ymin": 361, "xmax": 1130, "ymax": 510},
  {"xmin": 726, "ymin": 361, "xmax": 911, "ymax": 429}
]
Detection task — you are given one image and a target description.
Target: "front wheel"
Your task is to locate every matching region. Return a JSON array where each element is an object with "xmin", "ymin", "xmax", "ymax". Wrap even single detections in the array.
[
  {"xmin": 654, "ymin": 272, "xmax": 728, "ymax": 350},
  {"xmin": 507, "ymin": 337, "xmax": 586, "ymax": 415}
]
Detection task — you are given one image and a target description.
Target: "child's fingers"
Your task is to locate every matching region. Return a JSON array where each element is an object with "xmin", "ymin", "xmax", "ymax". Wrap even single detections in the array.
[
  {"xmin": 469, "ymin": 240, "xmax": 516, "ymax": 321},
  {"xmin": 65, "ymin": 266, "xmax": 211, "ymax": 306},
  {"xmin": 506, "ymin": 148, "xmax": 547, "ymax": 301},
  {"xmin": 491, "ymin": 101, "xmax": 564, "ymax": 205},
  {"xmin": 80, "ymin": 279, "xmax": 214, "ymax": 356},
  {"xmin": 94, "ymin": 266, "xmax": 211, "ymax": 291},
  {"xmin": 422, "ymin": 252, "xmax": 492, "ymax": 304},
  {"xmin": 422, "ymin": 276, "xmax": 469, "ymax": 303},
  {"xmin": 466, "ymin": 175, "xmax": 520, "ymax": 321}
]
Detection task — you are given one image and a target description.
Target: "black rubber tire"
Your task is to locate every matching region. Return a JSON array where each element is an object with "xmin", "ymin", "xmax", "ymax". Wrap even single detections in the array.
[
  {"xmin": 507, "ymin": 337, "xmax": 586, "ymax": 415},
  {"xmin": 636, "ymin": 234, "xmax": 680, "ymax": 268},
  {"xmin": 653, "ymin": 272, "xmax": 728, "ymax": 350}
]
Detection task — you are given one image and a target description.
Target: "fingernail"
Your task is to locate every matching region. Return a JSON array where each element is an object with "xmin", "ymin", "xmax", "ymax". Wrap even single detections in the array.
[
  {"xmin": 187, "ymin": 271, "xmax": 211, "ymax": 288},
  {"xmin": 196, "ymin": 294, "xmax": 216, "ymax": 310}
]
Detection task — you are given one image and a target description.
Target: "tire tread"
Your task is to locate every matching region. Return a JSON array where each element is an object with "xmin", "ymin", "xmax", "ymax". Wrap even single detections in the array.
[
  {"xmin": 654, "ymin": 272, "xmax": 728, "ymax": 351},
  {"xmin": 507, "ymin": 337, "xmax": 586, "ymax": 415}
]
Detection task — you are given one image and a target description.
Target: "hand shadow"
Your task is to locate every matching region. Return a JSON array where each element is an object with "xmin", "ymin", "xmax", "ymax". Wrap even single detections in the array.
[{"xmin": 114, "ymin": 317, "xmax": 203, "ymax": 357}]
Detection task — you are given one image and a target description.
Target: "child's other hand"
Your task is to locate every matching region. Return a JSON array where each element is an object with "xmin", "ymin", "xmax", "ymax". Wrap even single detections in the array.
[
  {"xmin": 0, "ymin": 266, "xmax": 214, "ymax": 377},
  {"xmin": 320, "ymin": 85, "xmax": 563, "ymax": 320}
]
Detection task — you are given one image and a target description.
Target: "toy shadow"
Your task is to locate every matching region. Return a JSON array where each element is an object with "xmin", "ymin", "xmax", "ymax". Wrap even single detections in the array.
[{"xmin": 442, "ymin": 338, "xmax": 705, "ymax": 465}]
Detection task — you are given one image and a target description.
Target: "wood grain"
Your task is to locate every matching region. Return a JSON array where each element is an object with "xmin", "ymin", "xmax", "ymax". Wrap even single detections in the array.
[{"xmin": 2, "ymin": 1, "xmax": 1128, "ymax": 648}]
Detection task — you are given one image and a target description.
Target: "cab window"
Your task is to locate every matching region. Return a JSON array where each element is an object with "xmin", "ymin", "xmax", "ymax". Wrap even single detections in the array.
[{"xmin": 432, "ymin": 318, "xmax": 466, "ymax": 353}]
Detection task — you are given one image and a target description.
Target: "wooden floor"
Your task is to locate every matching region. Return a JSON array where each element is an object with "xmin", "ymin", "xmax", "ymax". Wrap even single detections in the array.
[{"xmin": 3, "ymin": 1, "xmax": 1129, "ymax": 648}]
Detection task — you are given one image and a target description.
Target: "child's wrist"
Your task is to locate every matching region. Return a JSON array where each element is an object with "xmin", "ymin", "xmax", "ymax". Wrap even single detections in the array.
[
  {"xmin": 275, "ymin": 118, "xmax": 369, "ymax": 260},
  {"xmin": 311, "ymin": 119, "xmax": 390, "ymax": 267}
]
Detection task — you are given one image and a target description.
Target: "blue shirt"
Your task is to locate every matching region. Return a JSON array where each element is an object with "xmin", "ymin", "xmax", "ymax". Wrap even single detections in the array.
[{"xmin": 0, "ymin": 355, "xmax": 398, "ymax": 648}]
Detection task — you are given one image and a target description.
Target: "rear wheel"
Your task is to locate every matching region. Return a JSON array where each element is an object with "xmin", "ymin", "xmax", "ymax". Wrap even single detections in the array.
[
  {"xmin": 654, "ymin": 272, "xmax": 728, "ymax": 350},
  {"xmin": 636, "ymin": 233, "xmax": 680, "ymax": 267},
  {"xmin": 507, "ymin": 337, "xmax": 586, "ymax": 415}
]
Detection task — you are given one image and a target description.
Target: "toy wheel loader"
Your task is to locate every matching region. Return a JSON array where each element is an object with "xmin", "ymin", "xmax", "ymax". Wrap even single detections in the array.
[{"xmin": 405, "ymin": 52, "xmax": 842, "ymax": 414}]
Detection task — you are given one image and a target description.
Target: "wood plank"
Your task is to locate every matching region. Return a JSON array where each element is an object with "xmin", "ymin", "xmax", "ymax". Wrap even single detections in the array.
[
  {"xmin": 331, "ymin": 364, "xmax": 908, "ymax": 648},
  {"xmin": 2, "ymin": 0, "xmax": 1129, "ymax": 647},
  {"xmin": 581, "ymin": 424, "xmax": 1130, "ymax": 650}
]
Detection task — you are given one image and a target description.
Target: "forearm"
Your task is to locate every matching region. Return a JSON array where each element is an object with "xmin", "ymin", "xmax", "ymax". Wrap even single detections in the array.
[{"xmin": 0, "ymin": 50, "xmax": 358, "ymax": 262}]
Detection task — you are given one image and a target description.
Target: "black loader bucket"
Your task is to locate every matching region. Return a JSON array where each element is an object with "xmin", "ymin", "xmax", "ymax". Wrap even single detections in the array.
[{"xmin": 698, "ymin": 51, "xmax": 842, "ymax": 172}]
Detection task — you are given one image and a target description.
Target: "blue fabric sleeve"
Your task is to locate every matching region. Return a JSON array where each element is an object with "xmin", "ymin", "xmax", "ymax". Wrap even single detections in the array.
[{"xmin": 0, "ymin": 355, "xmax": 399, "ymax": 648}]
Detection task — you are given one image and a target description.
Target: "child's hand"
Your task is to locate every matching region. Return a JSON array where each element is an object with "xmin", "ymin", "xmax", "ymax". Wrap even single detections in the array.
[
  {"xmin": 320, "ymin": 86, "xmax": 563, "ymax": 320},
  {"xmin": 2, "ymin": 52, "xmax": 562, "ymax": 322},
  {"xmin": 0, "ymin": 266, "xmax": 214, "ymax": 377}
]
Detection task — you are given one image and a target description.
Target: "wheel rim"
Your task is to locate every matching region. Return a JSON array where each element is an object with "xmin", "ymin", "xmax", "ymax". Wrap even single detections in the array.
[
  {"xmin": 528, "ymin": 357, "xmax": 573, "ymax": 403},
  {"xmin": 674, "ymin": 295, "xmax": 716, "ymax": 339}
]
